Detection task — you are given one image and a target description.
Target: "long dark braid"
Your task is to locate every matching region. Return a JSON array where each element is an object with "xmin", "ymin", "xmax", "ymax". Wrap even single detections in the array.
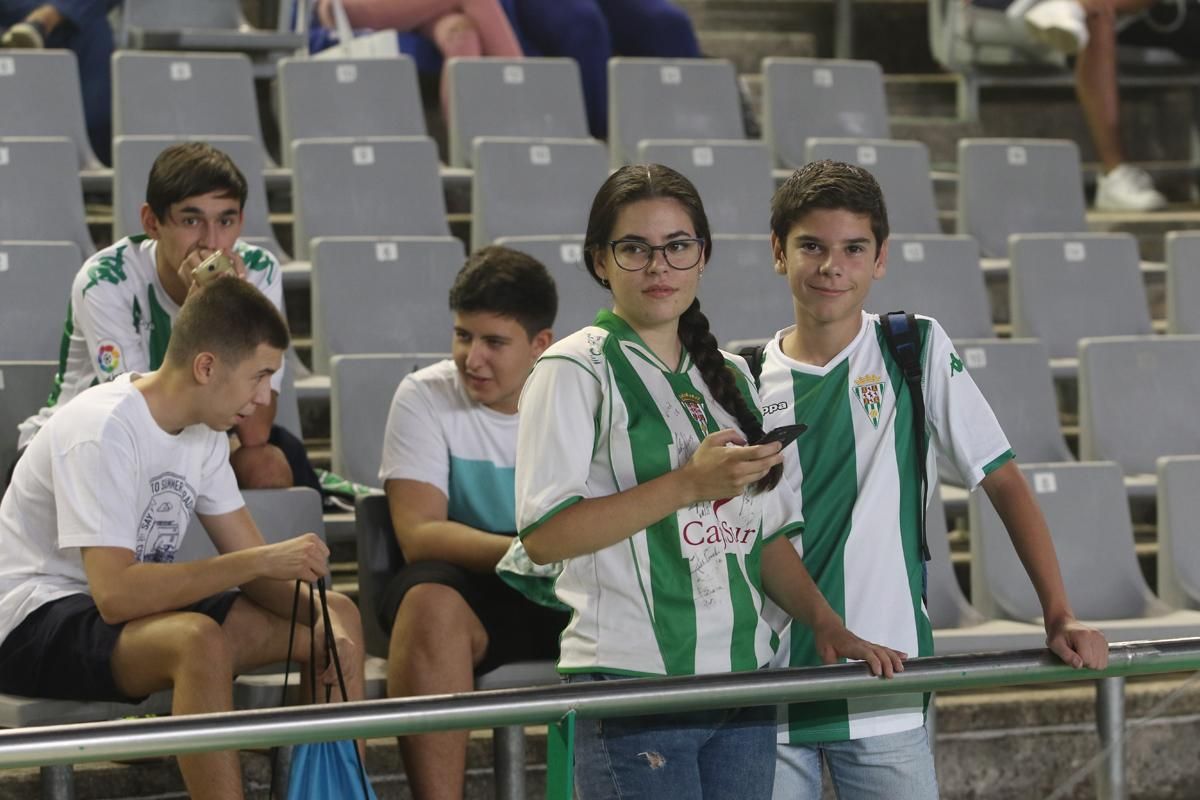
[{"xmin": 677, "ymin": 299, "xmax": 782, "ymax": 494}]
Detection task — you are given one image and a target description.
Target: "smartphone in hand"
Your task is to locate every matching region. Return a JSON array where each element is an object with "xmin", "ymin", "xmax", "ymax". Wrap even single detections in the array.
[
  {"xmin": 753, "ymin": 423, "xmax": 808, "ymax": 449},
  {"xmin": 191, "ymin": 250, "xmax": 236, "ymax": 287}
]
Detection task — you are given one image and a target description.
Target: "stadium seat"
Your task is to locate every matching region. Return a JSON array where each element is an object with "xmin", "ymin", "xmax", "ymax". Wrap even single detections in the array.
[
  {"xmin": 608, "ymin": 57, "xmax": 744, "ymax": 167},
  {"xmin": 275, "ymin": 356, "xmax": 303, "ymax": 441},
  {"xmin": 354, "ymin": 494, "xmax": 559, "ymax": 800},
  {"xmin": 0, "ymin": 242, "xmax": 80, "ymax": 361},
  {"xmin": 1077, "ymin": 335, "xmax": 1200, "ymax": 478},
  {"xmin": 331, "ymin": 354, "xmax": 447, "ymax": 489},
  {"xmin": 118, "ymin": 0, "xmax": 304, "ymax": 61},
  {"xmin": 446, "ymin": 57, "xmax": 590, "ymax": 168},
  {"xmin": 0, "ymin": 361, "xmax": 56, "ymax": 493},
  {"xmin": 470, "ymin": 137, "xmax": 607, "ymax": 250},
  {"xmin": 951, "ymin": 339, "xmax": 1074, "ymax": 471},
  {"xmin": 636, "ymin": 140, "xmax": 773, "ymax": 235},
  {"xmin": 112, "ymin": 52, "xmax": 273, "ymax": 167},
  {"xmin": 278, "ymin": 56, "xmax": 426, "ymax": 167},
  {"xmin": 492, "ymin": 235, "xmax": 609, "ymax": 336},
  {"xmin": 291, "ymin": 136, "xmax": 450, "ymax": 261},
  {"xmin": 699, "ymin": 235, "xmax": 796, "ymax": 344},
  {"xmin": 865, "ymin": 234, "xmax": 993, "ymax": 340},
  {"xmin": 0, "ymin": 51, "xmax": 103, "ymax": 170},
  {"xmin": 1009, "ymin": 233, "xmax": 1152, "ymax": 370},
  {"xmin": 1156, "ymin": 455, "xmax": 1200, "ymax": 611},
  {"xmin": 957, "ymin": 139, "xmax": 1087, "ymax": 258},
  {"xmin": 112, "ymin": 134, "xmax": 286, "ymax": 258},
  {"xmin": 0, "ymin": 137, "xmax": 94, "ymax": 257},
  {"xmin": 311, "ymin": 236, "xmax": 466, "ymax": 373},
  {"xmin": 805, "ymin": 139, "xmax": 940, "ymax": 235},
  {"xmin": 764, "ymin": 58, "xmax": 890, "ymax": 170},
  {"xmin": 969, "ymin": 461, "xmax": 1200, "ymax": 640},
  {"xmin": 1165, "ymin": 231, "xmax": 1200, "ymax": 334}
]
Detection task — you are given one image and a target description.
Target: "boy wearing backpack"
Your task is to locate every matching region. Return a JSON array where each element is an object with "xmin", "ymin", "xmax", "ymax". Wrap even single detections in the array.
[{"xmin": 754, "ymin": 161, "xmax": 1108, "ymax": 798}]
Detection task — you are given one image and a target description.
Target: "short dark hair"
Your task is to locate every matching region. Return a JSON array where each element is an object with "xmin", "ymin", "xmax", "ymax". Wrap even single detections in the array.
[
  {"xmin": 165, "ymin": 278, "xmax": 290, "ymax": 368},
  {"xmin": 448, "ymin": 246, "xmax": 558, "ymax": 337},
  {"xmin": 145, "ymin": 142, "xmax": 248, "ymax": 222},
  {"xmin": 770, "ymin": 160, "xmax": 889, "ymax": 252}
]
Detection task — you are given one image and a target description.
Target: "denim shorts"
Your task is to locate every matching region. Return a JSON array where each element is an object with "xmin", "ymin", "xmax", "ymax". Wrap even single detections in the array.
[{"xmin": 568, "ymin": 672, "xmax": 778, "ymax": 800}]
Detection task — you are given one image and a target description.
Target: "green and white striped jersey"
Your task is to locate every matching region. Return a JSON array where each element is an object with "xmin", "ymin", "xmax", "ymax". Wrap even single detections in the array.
[
  {"xmin": 516, "ymin": 310, "xmax": 804, "ymax": 678},
  {"xmin": 760, "ymin": 313, "xmax": 1012, "ymax": 743},
  {"xmin": 18, "ymin": 235, "xmax": 282, "ymax": 448}
]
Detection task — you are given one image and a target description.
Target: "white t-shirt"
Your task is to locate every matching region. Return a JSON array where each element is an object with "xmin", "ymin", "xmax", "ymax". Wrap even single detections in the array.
[
  {"xmin": 379, "ymin": 359, "xmax": 520, "ymax": 533},
  {"xmin": 0, "ymin": 374, "xmax": 244, "ymax": 646},
  {"xmin": 515, "ymin": 310, "xmax": 804, "ymax": 678},
  {"xmin": 758, "ymin": 312, "xmax": 1012, "ymax": 743},
  {"xmin": 18, "ymin": 235, "xmax": 284, "ymax": 448}
]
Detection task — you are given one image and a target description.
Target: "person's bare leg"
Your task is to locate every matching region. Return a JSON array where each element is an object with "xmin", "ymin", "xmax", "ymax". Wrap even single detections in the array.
[
  {"xmin": 387, "ymin": 583, "xmax": 488, "ymax": 800},
  {"xmin": 423, "ymin": 13, "xmax": 483, "ymax": 117},
  {"xmin": 110, "ymin": 612, "xmax": 244, "ymax": 800},
  {"xmin": 229, "ymin": 443, "xmax": 293, "ymax": 489},
  {"xmin": 458, "ymin": 0, "xmax": 522, "ymax": 56}
]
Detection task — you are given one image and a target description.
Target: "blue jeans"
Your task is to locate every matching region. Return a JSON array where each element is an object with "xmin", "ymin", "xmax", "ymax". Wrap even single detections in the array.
[
  {"xmin": 773, "ymin": 724, "xmax": 939, "ymax": 800},
  {"xmin": 569, "ymin": 673, "xmax": 777, "ymax": 799}
]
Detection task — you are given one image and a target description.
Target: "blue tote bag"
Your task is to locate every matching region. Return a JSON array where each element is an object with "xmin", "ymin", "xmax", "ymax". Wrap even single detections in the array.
[{"xmin": 272, "ymin": 578, "xmax": 377, "ymax": 800}]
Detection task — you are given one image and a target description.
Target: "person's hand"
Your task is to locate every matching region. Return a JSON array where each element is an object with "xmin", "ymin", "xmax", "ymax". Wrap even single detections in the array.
[
  {"xmin": 177, "ymin": 247, "xmax": 248, "ymax": 299},
  {"xmin": 679, "ymin": 429, "xmax": 784, "ymax": 504},
  {"xmin": 255, "ymin": 533, "xmax": 329, "ymax": 583},
  {"xmin": 813, "ymin": 618, "xmax": 907, "ymax": 678},
  {"xmin": 1046, "ymin": 616, "xmax": 1109, "ymax": 669},
  {"xmin": 312, "ymin": 617, "xmax": 361, "ymax": 695}
]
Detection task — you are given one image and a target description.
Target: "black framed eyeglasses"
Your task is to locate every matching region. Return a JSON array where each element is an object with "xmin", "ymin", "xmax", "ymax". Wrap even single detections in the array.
[{"xmin": 608, "ymin": 238, "xmax": 705, "ymax": 272}]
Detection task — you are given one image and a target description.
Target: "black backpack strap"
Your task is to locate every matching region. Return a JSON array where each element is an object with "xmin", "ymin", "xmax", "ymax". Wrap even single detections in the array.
[
  {"xmin": 879, "ymin": 312, "xmax": 931, "ymax": 563},
  {"xmin": 738, "ymin": 343, "xmax": 767, "ymax": 387}
]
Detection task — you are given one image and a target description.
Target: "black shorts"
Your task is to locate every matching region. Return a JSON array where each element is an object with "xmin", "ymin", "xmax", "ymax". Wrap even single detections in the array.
[
  {"xmin": 377, "ymin": 560, "xmax": 569, "ymax": 675},
  {"xmin": 0, "ymin": 591, "xmax": 240, "ymax": 703}
]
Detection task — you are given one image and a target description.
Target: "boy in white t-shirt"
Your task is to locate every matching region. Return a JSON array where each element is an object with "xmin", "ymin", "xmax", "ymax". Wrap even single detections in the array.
[
  {"xmin": 376, "ymin": 246, "xmax": 565, "ymax": 799},
  {"xmin": 0, "ymin": 279, "xmax": 365, "ymax": 800},
  {"xmin": 756, "ymin": 161, "xmax": 1109, "ymax": 798},
  {"xmin": 13, "ymin": 142, "xmax": 319, "ymax": 495}
]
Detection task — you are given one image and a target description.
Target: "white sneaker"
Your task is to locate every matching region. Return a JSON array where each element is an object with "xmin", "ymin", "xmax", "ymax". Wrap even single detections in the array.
[
  {"xmin": 1095, "ymin": 164, "xmax": 1168, "ymax": 211},
  {"xmin": 0, "ymin": 21, "xmax": 45, "ymax": 49},
  {"xmin": 1023, "ymin": 0, "xmax": 1088, "ymax": 55}
]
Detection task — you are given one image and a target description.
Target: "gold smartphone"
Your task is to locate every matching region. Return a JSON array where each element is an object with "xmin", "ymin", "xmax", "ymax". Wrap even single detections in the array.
[{"xmin": 191, "ymin": 250, "xmax": 236, "ymax": 286}]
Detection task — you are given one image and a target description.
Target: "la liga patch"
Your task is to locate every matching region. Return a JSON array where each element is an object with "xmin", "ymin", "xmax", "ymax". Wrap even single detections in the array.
[{"xmin": 96, "ymin": 341, "xmax": 122, "ymax": 375}]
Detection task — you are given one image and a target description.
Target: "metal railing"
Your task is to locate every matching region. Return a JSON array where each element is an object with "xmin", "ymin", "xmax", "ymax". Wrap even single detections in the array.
[{"xmin": 2, "ymin": 638, "xmax": 1199, "ymax": 799}]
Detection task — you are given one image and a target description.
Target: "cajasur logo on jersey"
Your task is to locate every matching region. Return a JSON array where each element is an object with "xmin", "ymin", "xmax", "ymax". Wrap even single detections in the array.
[{"xmin": 853, "ymin": 374, "xmax": 886, "ymax": 429}]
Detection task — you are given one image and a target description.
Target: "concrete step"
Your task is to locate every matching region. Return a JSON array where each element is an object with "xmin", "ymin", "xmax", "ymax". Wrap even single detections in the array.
[{"xmin": 697, "ymin": 30, "xmax": 816, "ymax": 75}]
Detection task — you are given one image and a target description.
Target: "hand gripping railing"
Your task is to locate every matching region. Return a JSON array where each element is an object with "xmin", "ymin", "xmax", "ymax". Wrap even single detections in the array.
[{"xmin": 1, "ymin": 639, "xmax": 1199, "ymax": 799}]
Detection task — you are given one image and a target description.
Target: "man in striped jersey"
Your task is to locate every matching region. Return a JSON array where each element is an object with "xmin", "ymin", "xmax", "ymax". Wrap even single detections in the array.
[
  {"xmin": 15, "ymin": 142, "xmax": 315, "ymax": 493},
  {"xmin": 757, "ymin": 161, "xmax": 1108, "ymax": 798}
]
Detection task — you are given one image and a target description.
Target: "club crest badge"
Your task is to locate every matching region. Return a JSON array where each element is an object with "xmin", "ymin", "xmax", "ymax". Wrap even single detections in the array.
[
  {"xmin": 678, "ymin": 391, "xmax": 709, "ymax": 430},
  {"xmin": 853, "ymin": 374, "xmax": 886, "ymax": 429}
]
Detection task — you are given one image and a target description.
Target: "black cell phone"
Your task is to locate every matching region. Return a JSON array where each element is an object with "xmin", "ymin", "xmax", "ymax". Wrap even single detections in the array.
[{"xmin": 754, "ymin": 423, "xmax": 808, "ymax": 448}]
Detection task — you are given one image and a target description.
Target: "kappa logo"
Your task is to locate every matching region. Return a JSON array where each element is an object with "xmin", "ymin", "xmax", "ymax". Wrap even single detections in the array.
[{"xmin": 853, "ymin": 373, "xmax": 886, "ymax": 429}]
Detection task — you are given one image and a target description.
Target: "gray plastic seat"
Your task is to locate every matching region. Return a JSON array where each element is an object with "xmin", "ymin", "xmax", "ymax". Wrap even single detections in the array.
[
  {"xmin": 447, "ymin": 57, "xmax": 590, "ymax": 168},
  {"xmin": 0, "ymin": 242, "xmax": 80, "ymax": 361},
  {"xmin": 118, "ymin": 0, "xmax": 303, "ymax": 54},
  {"xmin": 311, "ymin": 236, "xmax": 465, "ymax": 373},
  {"xmin": 470, "ymin": 137, "xmax": 607, "ymax": 250},
  {"xmin": 805, "ymin": 139, "xmax": 940, "ymax": 235},
  {"xmin": 112, "ymin": 135, "xmax": 285, "ymax": 257},
  {"xmin": 952, "ymin": 339, "xmax": 1074, "ymax": 471},
  {"xmin": 0, "ymin": 137, "xmax": 94, "ymax": 257},
  {"xmin": 0, "ymin": 361, "xmax": 56, "ymax": 491},
  {"xmin": 699, "ymin": 235, "xmax": 796, "ymax": 345},
  {"xmin": 291, "ymin": 136, "xmax": 449, "ymax": 260},
  {"xmin": 112, "ymin": 52, "xmax": 273, "ymax": 167},
  {"xmin": 331, "ymin": 354, "xmax": 447, "ymax": 488},
  {"xmin": 636, "ymin": 140, "xmax": 772, "ymax": 236},
  {"xmin": 764, "ymin": 58, "xmax": 890, "ymax": 170},
  {"xmin": 969, "ymin": 461, "xmax": 1200, "ymax": 640},
  {"xmin": 275, "ymin": 358, "xmax": 303, "ymax": 441},
  {"xmin": 865, "ymin": 234, "xmax": 993, "ymax": 340},
  {"xmin": 493, "ymin": 235, "xmax": 608, "ymax": 337},
  {"xmin": 278, "ymin": 56, "xmax": 426, "ymax": 167},
  {"xmin": 0, "ymin": 51, "xmax": 102, "ymax": 169},
  {"xmin": 1156, "ymin": 456, "xmax": 1200, "ymax": 610},
  {"xmin": 1009, "ymin": 233, "xmax": 1151, "ymax": 367},
  {"xmin": 1165, "ymin": 231, "xmax": 1200, "ymax": 334},
  {"xmin": 608, "ymin": 57, "xmax": 744, "ymax": 167},
  {"xmin": 1078, "ymin": 335, "xmax": 1200, "ymax": 477},
  {"xmin": 957, "ymin": 139, "xmax": 1087, "ymax": 258}
]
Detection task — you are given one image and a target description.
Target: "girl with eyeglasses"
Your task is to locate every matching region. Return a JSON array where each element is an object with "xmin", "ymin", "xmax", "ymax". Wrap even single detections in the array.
[{"xmin": 514, "ymin": 163, "xmax": 903, "ymax": 799}]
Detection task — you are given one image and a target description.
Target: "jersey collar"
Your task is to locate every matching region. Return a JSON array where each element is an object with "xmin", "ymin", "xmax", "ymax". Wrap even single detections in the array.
[{"xmin": 592, "ymin": 309, "xmax": 693, "ymax": 373}]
